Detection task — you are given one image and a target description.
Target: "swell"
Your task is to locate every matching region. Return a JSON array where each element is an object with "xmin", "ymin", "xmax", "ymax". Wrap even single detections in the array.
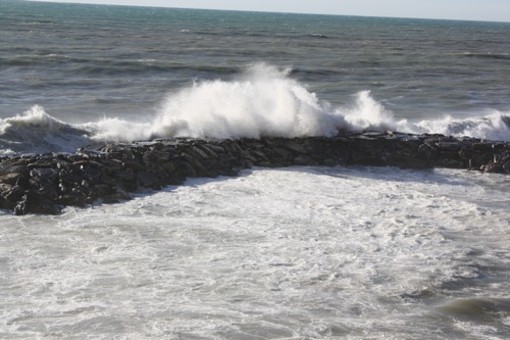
[
  {"xmin": 464, "ymin": 53, "xmax": 510, "ymax": 61},
  {"xmin": 0, "ymin": 55, "xmax": 240, "ymax": 76}
]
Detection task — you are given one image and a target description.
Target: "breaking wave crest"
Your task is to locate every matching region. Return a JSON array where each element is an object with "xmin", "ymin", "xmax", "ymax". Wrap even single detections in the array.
[
  {"xmin": 150, "ymin": 64, "xmax": 347, "ymax": 139},
  {"xmin": 1, "ymin": 63, "xmax": 509, "ymax": 154},
  {"xmin": 88, "ymin": 64, "xmax": 404, "ymax": 141},
  {"xmin": 0, "ymin": 105, "xmax": 90, "ymax": 154},
  {"xmin": 411, "ymin": 113, "xmax": 510, "ymax": 142}
]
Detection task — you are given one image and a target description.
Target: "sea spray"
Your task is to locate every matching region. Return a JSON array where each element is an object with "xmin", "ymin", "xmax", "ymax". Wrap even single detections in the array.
[
  {"xmin": 0, "ymin": 105, "xmax": 90, "ymax": 153},
  {"xmin": 412, "ymin": 112, "xmax": 510, "ymax": 142},
  {"xmin": 149, "ymin": 63, "xmax": 347, "ymax": 139},
  {"xmin": 1, "ymin": 64, "xmax": 510, "ymax": 154},
  {"xmin": 1, "ymin": 105, "xmax": 67, "ymax": 132},
  {"xmin": 343, "ymin": 90, "xmax": 403, "ymax": 132},
  {"xmin": 90, "ymin": 64, "xmax": 406, "ymax": 141},
  {"xmin": 83, "ymin": 117, "xmax": 151, "ymax": 143},
  {"xmin": 88, "ymin": 63, "xmax": 510, "ymax": 142}
]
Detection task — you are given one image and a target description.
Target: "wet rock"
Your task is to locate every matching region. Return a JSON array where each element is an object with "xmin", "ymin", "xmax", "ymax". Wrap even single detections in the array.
[
  {"xmin": 137, "ymin": 171, "xmax": 161, "ymax": 189},
  {"xmin": 285, "ymin": 140, "xmax": 309, "ymax": 154},
  {"xmin": 32, "ymin": 177, "xmax": 59, "ymax": 200},
  {"xmin": 0, "ymin": 183, "xmax": 24, "ymax": 210},
  {"xmin": 503, "ymin": 160, "xmax": 510, "ymax": 174},
  {"xmin": 14, "ymin": 193, "xmax": 61, "ymax": 215},
  {"xmin": 293, "ymin": 155, "xmax": 318, "ymax": 166},
  {"xmin": 0, "ymin": 132, "xmax": 509, "ymax": 215},
  {"xmin": 418, "ymin": 143, "xmax": 438, "ymax": 160},
  {"xmin": 57, "ymin": 193, "xmax": 87, "ymax": 208},
  {"xmin": 198, "ymin": 144, "xmax": 220, "ymax": 159},
  {"xmin": 0, "ymin": 172, "xmax": 27, "ymax": 186},
  {"xmin": 102, "ymin": 192, "xmax": 130, "ymax": 204},
  {"xmin": 188, "ymin": 145, "xmax": 209, "ymax": 160}
]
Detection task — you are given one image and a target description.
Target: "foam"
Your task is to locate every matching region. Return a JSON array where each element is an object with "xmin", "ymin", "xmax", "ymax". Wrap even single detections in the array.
[
  {"xmin": 1, "ymin": 105, "xmax": 68, "ymax": 132},
  {"xmin": 88, "ymin": 63, "xmax": 509, "ymax": 142},
  {"xmin": 2, "ymin": 166, "xmax": 509, "ymax": 338},
  {"xmin": 343, "ymin": 89, "xmax": 403, "ymax": 132},
  {"xmin": 82, "ymin": 117, "xmax": 151, "ymax": 143},
  {"xmin": 0, "ymin": 105, "xmax": 90, "ymax": 153},
  {"xmin": 412, "ymin": 112, "xmax": 510, "ymax": 141},
  {"xmin": 1, "ymin": 64, "xmax": 509, "ymax": 154},
  {"xmin": 148, "ymin": 63, "xmax": 348, "ymax": 139}
]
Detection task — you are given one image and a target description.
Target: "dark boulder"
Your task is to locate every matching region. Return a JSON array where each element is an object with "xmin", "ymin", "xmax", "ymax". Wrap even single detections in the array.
[{"xmin": 0, "ymin": 132, "xmax": 509, "ymax": 215}]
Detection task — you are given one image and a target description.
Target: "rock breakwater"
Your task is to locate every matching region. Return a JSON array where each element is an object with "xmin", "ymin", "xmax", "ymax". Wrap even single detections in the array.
[{"xmin": 1, "ymin": 132, "xmax": 509, "ymax": 215}]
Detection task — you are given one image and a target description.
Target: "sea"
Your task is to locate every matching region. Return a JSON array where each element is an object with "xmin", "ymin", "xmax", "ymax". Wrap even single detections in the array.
[{"xmin": 1, "ymin": 0, "xmax": 510, "ymax": 339}]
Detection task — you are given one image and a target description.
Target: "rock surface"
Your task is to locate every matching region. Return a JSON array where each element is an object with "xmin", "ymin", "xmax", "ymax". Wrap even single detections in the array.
[{"xmin": 1, "ymin": 132, "xmax": 509, "ymax": 215}]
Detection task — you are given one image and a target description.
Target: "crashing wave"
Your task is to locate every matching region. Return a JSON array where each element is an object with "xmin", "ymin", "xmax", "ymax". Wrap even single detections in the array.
[
  {"xmin": 1, "ymin": 63, "xmax": 509, "ymax": 154},
  {"xmin": 0, "ymin": 105, "xmax": 90, "ymax": 154}
]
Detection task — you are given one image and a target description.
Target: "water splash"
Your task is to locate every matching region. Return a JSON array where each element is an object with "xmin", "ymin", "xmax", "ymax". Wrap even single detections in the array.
[
  {"xmin": 149, "ymin": 63, "xmax": 347, "ymax": 139},
  {"xmin": 119, "ymin": 63, "xmax": 408, "ymax": 140},
  {"xmin": 0, "ymin": 105, "xmax": 90, "ymax": 153},
  {"xmin": 1, "ymin": 64, "xmax": 509, "ymax": 154},
  {"xmin": 412, "ymin": 112, "xmax": 510, "ymax": 141}
]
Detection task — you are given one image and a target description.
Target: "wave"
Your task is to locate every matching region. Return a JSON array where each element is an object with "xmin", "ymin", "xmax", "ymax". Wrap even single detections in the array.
[
  {"xmin": 1, "ymin": 63, "xmax": 509, "ymax": 154},
  {"xmin": 148, "ymin": 64, "xmax": 349, "ymax": 139},
  {"xmin": 304, "ymin": 33, "xmax": 333, "ymax": 39},
  {"xmin": 0, "ymin": 55, "xmax": 240, "ymax": 76},
  {"xmin": 0, "ymin": 106, "xmax": 90, "ymax": 154},
  {"xmin": 410, "ymin": 113, "xmax": 510, "ymax": 142},
  {"xmin": 464, "ymin": 52, "xmax": 510, "ymax": 62}
]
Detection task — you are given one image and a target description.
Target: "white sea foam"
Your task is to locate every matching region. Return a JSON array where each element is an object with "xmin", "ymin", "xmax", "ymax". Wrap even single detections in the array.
[
  {"xmin": 148, "ymin": 63, "xmax": 346, "ymax": 139},
  {"xmin": 411, "ymin": 112, "xmax": 510, "ymax": 141},
  {"xmin": 0, "ymin": 105, "xmax": 90, "ymax": 153},
  {"xmin": 1, "ymin": 105, "xmax": 68, "ymax": 132},
  {"xmin": 343, "ymin": 89, "xmax": 402, "ymax": 132},
  {"xmin": 82, "ymin": 63, "xmax": 400, "ymax": 142},
  {"xmin": 82, "ymin": 117, "xmax": 151, "ymax": 143},
  {"xmin": 2, "ymin": 167, "xmax": 509, "ymax": 338},
  {"xmin": 1, "ymin": 64, "xmax": 509, "ymax": 153},
  {"xmin": 87, "ymin": 63, "xmax": 510, "ymax": 142}
]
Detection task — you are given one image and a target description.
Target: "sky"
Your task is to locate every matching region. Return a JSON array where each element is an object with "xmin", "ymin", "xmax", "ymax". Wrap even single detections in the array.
[{"xmin": 29, "ymin": 0, "xmax": 510, "ymax": 22}]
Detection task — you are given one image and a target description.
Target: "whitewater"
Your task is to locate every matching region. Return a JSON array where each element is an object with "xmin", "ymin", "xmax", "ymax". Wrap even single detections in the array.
[
  {"xmin": 1, "ymin": 1, "xmax": 510, "ymax": 339},
  {"xmin": 2, "ymin": 167, "xmax": 510, "ymax": 339},
  {"xmin": 1, "ymin": 64, "xmax": 510, "ymax": 155}
]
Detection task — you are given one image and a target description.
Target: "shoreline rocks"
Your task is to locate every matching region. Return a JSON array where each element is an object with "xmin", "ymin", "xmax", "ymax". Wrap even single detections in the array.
[{"xmin": 1, "ymin": 132, "xmax": 509, "ymax": 215}]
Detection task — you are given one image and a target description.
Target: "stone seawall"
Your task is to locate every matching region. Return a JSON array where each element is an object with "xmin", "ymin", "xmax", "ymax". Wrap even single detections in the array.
[{"xmin": 1, "ymin": 132, "xmax": 509, "ymax": 215}]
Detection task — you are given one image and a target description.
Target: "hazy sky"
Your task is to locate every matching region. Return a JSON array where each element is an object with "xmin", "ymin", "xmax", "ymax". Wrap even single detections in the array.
[{"xmin": 30, "ymin": 0, "xmax": 510, "ymax": 22}]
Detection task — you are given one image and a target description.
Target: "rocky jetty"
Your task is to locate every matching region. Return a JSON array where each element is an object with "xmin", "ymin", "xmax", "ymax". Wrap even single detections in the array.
[{"xmin": 1, "ymin": 132, "xmax": 509, "ymax": 215}]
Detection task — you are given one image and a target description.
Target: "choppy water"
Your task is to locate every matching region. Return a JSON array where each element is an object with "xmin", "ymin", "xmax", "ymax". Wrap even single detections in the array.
[
  {"xmin": 1, "ymin": 0, "xmax": 510, "ymax": 154},
  {"xmin": 1, "ymin": 1, "xmax": 510, "ymax": 339},
  {"xmin": 2, "ymin": 167, "xmax": 510, "ymax": 339}
]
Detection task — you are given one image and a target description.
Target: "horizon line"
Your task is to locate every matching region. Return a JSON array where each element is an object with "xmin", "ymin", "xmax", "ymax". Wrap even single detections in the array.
[{"xmin": 24, "ymin": 0, "xmax": 510, "ymax": 24}]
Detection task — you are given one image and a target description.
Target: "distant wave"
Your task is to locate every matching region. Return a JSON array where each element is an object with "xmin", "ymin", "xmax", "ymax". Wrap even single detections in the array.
[
  {"xmin": 464, "ymin": 53, "xmax": 510, "ymax": 61},
  {"xmin": 304, "ymin": 33, "xmax": 332, "ymax": 39},
  {"xmin": 1, "ymin": 63, "xmax": 509, "ymax": 154},
  {"xmin": 0, "ymin": 55, "xmax": 240, "ymax": 76}
]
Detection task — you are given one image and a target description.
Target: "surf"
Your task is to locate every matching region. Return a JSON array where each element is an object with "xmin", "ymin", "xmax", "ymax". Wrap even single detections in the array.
[
  {"xmin": 1, "ymin": 63, "xmax": 509, "ymax": 154},
  {"xmin": 80, "ymin": 63, "xmax": 510, "ymax": 142}
]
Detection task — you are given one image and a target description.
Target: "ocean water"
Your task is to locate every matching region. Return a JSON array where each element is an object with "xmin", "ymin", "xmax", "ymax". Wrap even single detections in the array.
[{"xmin": 1, "ymin": 0, "xmax": 510, "ymax": 338}]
